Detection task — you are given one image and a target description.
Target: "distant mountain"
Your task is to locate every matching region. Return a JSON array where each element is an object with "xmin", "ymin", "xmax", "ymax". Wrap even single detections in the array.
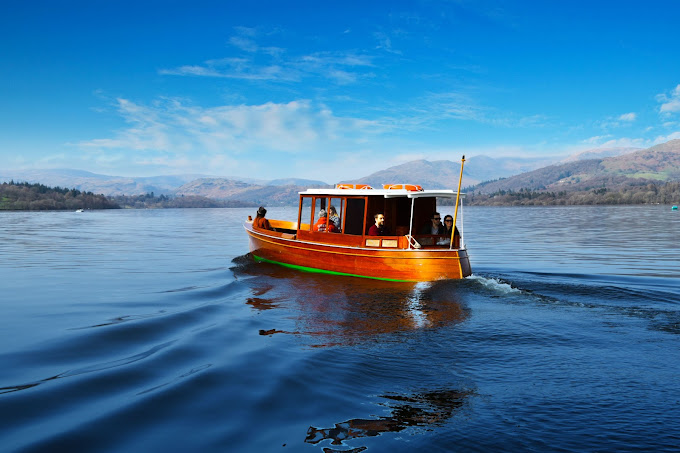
[
  {"xmin": 341, "ymin": 155, "xmax": 555, "ymax": 189},
  {"xmin": 342, "ymin": 160, "xmax": 471, "ymax": 189},
  {"xmin": 561, "ymin": 147, "xmax": 641, "ymax": 162},
  {"xmin": 601, "ymin": 140, "xmax": 680, "ymax": 178},
  {"xmin": 267, "ymin": 178, "xmax": 328, "ymax": 186},
  {"xmin": 175, "ymin": 178, "xmax": 256, "ymax": 199},
  {"xmin": 0, "ymin": 169, "xmax": 327, "ymax": 197},
  {"xmin": 3, "ymin": 140, "xmax": 678, "ymax": 206},
  {"xmin": 464, "ymin": 154, "xmax": 555, "ymax": 182},
  {"xmin": 175, "ymin": 178, "xmax": 331, "ymax": 206},
  {"xmin": 0, "ymin": 169, "xmax": 207, "ymax": 196},
  {"xmin": 469, "ymin": 140, "xmax": 680, "ymax": 194}
]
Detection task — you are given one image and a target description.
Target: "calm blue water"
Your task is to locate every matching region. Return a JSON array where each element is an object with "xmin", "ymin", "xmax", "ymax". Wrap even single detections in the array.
[{"xmin": 1, "ymin": 206, "xmax": 679, "ymax": 452}]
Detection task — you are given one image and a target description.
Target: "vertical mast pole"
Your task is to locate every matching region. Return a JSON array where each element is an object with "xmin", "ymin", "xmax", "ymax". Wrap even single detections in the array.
[{"xmin": 450, "ymin": 155, "xmax": 466, "ymax": 249}]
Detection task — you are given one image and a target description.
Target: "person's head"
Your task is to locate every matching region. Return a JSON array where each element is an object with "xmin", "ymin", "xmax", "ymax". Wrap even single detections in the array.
[
  {"xmin": 444, "ymin": 215, "xmax": 453, "ymax": 228},
  {"xmin": 374, "ymin": 213, "xmax": 385, "ymax": 226},
  {"xmin": 318, "ymin": 209, "xmax": 327, "ymax": 219},
  {"xmin": 329, "ymin": 206, "xmax": 337, "ymax": 216},
  {"xmin": 430, "ymin": 212, "xmax": 441, "ymax": 226},
  {"xmin": 257, "ymin": 206, "xmax": 267, "ymax": 217}
]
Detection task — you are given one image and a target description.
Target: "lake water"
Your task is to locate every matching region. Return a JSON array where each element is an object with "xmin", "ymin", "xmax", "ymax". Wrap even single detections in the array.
[{"xmin": 1, "ymin": 205, "xmax": 679, "ymax": 452}]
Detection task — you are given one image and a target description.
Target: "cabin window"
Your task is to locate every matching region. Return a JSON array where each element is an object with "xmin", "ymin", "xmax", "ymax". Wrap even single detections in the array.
[
  {"xmin": 343, "ymin": 198, "xmax": 366, "ymax": 236},
  {"xmin": 329, "ymin": 197, "xmax": 343, "ymax": 233},
  {"xmin": 300, "ymin": 195, "xmax": 364, "ymax": 235},
  {"xmin": 299, "ymin": 196, "xmax": 313, "ymax": 231},
  {"xmin": 312, "ymin": 197, "xmax": 328, "ymax": 232}
]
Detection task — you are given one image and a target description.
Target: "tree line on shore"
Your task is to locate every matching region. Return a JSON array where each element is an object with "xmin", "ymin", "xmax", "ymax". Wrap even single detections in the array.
[
  {"xmin": 111, "ymin": 192, "xmax": 254, "ymax": 209},
  {"xmin": 0, "ymin": 181, "xmax": 119, "ymax": 210},
  {"xmin": 461, "ymin": 181, "xmax": 680, "ymax": 206},
  {"xmin": 0, "ymin": 182, "xmax": 256, "ymax": 211}
]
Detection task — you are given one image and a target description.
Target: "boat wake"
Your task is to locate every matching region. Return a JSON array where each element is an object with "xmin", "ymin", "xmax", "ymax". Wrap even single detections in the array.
[
  {"xmin": 466, "ymin": 270, "xmax": 680, "ymax": 336},
  {"xmin": 466, "ymin": 274, "xmax": 522, "ymax": 295}
]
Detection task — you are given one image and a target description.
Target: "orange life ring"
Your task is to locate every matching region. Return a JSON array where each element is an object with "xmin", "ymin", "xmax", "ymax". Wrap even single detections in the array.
[
  {"xmin": 382, "ymin": 183, "xmax": 423, "ymax": 191},
  {"xmin": 335, "ymin": 184, "xmax": 373, "ymax": 190}
]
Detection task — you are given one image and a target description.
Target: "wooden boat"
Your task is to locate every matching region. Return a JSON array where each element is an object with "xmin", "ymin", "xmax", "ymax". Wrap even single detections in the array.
[{"xmin": 243, "ymin": 165, "xmax": 472, "ymax": 282}]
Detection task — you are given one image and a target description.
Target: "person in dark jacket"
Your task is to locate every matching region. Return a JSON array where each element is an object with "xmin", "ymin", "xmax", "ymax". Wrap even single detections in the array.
[
  {"xmin": 439, "ymin": 214, "xmax": 460, "ymax": 246},
  {"xmin": 442, "ymin": 214, "xmax": 454, "ymax": 237},
  {"xmin": 420, "ymin": 212, "xmax": 445, "ymax": 235}
]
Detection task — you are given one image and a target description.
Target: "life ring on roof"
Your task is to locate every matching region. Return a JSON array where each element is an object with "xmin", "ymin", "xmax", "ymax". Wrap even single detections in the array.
[
  {"xmin": 382, "ymin": 183, "xmax": 423, "ymax": 191},
  {"xmin": 336, "ymin": 184, "xmax": 373, "ymax": 190}
]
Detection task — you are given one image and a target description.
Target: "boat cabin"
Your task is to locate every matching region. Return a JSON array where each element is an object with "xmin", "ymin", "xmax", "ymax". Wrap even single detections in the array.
[{"xmin": 266, "ymin": 184, "xmax": 463, "ymax": 250}]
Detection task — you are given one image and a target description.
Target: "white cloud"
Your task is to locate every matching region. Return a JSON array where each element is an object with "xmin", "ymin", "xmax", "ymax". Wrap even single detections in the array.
[
  {"xmin": 656, "ymin": 84, "xmax": 680, "ymax": 114},
  {"xmin": 159, "ymin": 30, "xmax": 375, "ymax": 85},
  {"xmin": 389, "ymin": 91, "xmax": 548, "ymax": 131},
  {"xmin": 74, "ymin": 98, "xmax": 385, "ymax": 176},
  {"xmin": 374, "ymin": 31, "xmax": 402, "ymax": 54},
  {"xmin": 229, "ymin": 36, "xmax": 258, "ymax": 53},
  {"xmin": 599, "ymin": 113, "xmax": 637, "ymax": 130},
  {"xmin": 595, "ymin": 137, "xmax": 647, "ymax": 148},
  {"xmin": 159, "ymin": 58, "xmax": 296, "ymax": 81},
  {"xmin": 654, "ymin": 131, "xmax": 680, "ymax": 143},
  {"xmin": 583, "ymin": 135, "xmax": 613, "ymax": 144},
  {"xmin": 233, "ymin": 26, "xmax": 257, "ymax": 38}
]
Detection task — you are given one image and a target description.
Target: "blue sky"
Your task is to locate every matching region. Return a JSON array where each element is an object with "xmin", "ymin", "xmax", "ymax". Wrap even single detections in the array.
[{"xmin": 2, "ymin": 0, "xmax": 680, "ymax": 181}]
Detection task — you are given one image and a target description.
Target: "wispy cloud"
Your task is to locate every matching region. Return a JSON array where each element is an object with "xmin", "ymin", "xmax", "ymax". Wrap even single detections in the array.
[
  {"xmin": 160, "ymin": 58, "xmax": 296, "ymax": 81},
  {"xmin": 229, "ymin": 36, "xmax": 259, "ymax": 53},
  {"xmin": 654, "ymin": 130, "xmax": 680, "ymax": 142},
  {"xmin": 591, "ymin": 137, "xmax": 647, "ymax": 149},
  {"xmin": 160, "ymin": 28, "xmax": 375, "ymax": 85},
  {"xmin": 598, "ymin": 112, "xmax": 637, "ymax": 130},
  {"xmin": 374, "ymin": 31, "xmax": 402, "ymax": 54},
  {"xmin": 583, "ymin": 135, "xmax": 613, "ymax": 145},
  {"xmin": 656, "ymin": 84, "xmax": 680, "ymax": 114},
  {"xmin": 74, "ymin": 97, "xmax": 383, "ymax": 175},
  {"xmin": 390, "ymin": 91, "xmax": 549, "ymax": 130},
  {"xmin": 581, "ymin": 132, "xmax": 678, "ymax": 151}
]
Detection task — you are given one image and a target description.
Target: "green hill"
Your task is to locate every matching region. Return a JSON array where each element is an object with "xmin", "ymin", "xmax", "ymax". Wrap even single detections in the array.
[
  {"xmin": 0, "ymin": 182, "xmax": 119, "ymax": 210},
  {"xmin": 470, "ymin": 140, "xmax": 680, "ymax": 195}
]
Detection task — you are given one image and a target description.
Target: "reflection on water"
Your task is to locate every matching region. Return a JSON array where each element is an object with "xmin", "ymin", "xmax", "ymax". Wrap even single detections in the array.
[
  {"xmin": 305, "ymin": 389, "xmax": 473, "ymax": 451},
  {"xmin": 232, "ymin": 255, "xmax": 474, "ymax": 449},
  {"xmin": 233, "ymin": 254, "xmax": 469, "ymax": 347},
  {"xmin": 246, "ymin": 297, "xmax": 280, "ymax": 310}
]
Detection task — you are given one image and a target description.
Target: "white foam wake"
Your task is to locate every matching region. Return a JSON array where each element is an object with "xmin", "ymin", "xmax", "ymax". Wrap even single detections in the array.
[{"xmin": 466, "ymin": 274, "xmax": 522, "ymax": 295}]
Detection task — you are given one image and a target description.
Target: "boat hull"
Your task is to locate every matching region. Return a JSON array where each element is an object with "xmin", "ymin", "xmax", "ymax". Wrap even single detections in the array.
[{"xmin": 245, "ymin": 223, "xmax": 471, "ymax": 282}]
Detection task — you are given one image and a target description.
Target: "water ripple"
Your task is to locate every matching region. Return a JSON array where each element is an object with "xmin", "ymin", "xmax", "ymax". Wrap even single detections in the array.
[{"xmin": 0, "ymin": 340, "xmax": 175, "ymax": 395}]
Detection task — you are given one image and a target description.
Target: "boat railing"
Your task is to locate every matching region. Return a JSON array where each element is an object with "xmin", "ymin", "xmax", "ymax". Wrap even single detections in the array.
[
  {"xmin": 269, "ymin": 219, "xmax": 298, "ymax": 231},
  {"xmin": 413, "ymin": 234, "xmax": 461, "ymax": 249},
  {"xmin": 405, "ymin": 234, "xmax": 421, "ymax": 249}
]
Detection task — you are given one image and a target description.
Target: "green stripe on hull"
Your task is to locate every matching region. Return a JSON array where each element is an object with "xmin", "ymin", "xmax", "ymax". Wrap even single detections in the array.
[{"xmin": 252, "ymin": 254, "xmax": 414, "ymax": 282}]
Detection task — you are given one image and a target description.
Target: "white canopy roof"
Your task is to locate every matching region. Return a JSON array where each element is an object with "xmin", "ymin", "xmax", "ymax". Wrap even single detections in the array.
[{"xmin": 300, "ymin": 188, "xmax": 465, "ymax": 199}]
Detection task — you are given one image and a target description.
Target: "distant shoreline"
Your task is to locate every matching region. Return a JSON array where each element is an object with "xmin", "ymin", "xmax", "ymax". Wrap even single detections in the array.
[{"xmin": 2, "ymin": 181, "xmax": 678, "ymax": 211}]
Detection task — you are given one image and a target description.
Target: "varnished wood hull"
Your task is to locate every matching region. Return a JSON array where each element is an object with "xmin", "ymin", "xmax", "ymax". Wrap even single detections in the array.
[{"xmin": 244, "ymin": 222, "xmax": 471, "ymax": 282}]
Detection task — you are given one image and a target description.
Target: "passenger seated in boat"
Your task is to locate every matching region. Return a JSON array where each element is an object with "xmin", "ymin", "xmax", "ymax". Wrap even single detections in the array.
[
  {"xmin": 438, "ymin": 214, "xmax": 459, "ymax": 245},
  {"xmin": 368, "ymin": 213, "xmax": 388, "ymax": 236},
  {"xmin": 253, "ymin": 206, "xmax": 273, "ymax": 230},
  {"xmin": 420, "ymin": 212, "xmax": 445, "ymax": 235},
  {"xmin": 314, "ymin": 209, "xmax": 337, "ymax": 232},
  {"xmin": 442, "ymin": 215, "xmax": 454, "ymax": 237},
  {"xmin": 328, "ymin": 206, "xmax": 341, "ymax": 232}
]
